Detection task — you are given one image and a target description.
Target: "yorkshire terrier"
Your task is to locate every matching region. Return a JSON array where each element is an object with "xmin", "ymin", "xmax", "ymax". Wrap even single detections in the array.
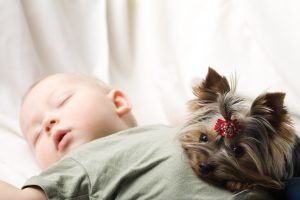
[{"xmin": 179, "ymin": 67, "xmax": 300, "ymax": 199}]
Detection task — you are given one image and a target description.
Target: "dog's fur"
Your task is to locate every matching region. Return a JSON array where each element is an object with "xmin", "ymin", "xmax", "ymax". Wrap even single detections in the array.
[{"xmin": 179, "ymin": 68, "xmax": 300, "ymax": 196}]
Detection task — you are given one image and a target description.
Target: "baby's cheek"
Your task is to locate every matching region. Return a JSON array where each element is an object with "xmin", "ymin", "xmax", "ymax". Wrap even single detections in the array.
[
  {"xmin": 35, "ymin": 142, "xmax": 58, "ymax": 169},
  {"xmin": 77, "ymin": 112, "xmax": 112, "ymax": 132}
]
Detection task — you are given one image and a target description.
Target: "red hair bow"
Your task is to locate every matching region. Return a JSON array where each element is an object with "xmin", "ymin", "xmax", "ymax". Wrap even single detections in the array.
[{"xmin": 214, "ymin": 119, "xmax": 241, "ymax": 138}]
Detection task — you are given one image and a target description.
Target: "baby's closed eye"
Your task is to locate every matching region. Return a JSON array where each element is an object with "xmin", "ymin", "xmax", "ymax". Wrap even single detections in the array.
[{"xmin": 53, "ymin": 91, "xmax": 74, "ymax": 108}]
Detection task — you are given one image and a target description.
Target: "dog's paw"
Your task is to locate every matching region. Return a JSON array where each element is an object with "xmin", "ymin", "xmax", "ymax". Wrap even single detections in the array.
[
  {"xmin": 226, "ymin": 181, "xmax": 255, "ymax": 192},
  {"xmin": 233, "ymin": 189, "xmax": 274, "ymax": 200}
]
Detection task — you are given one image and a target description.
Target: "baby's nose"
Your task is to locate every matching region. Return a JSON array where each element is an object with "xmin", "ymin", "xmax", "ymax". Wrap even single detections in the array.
[{"xmin": 44, "ymin": 119, "xmax": 59, "ymax": 132}]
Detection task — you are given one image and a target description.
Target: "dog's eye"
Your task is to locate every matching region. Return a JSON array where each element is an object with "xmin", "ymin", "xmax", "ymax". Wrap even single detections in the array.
[
  {"xmin": 199, "ymin": 133, "xmax": 209, "ymax": 143},
  {"xmin": 231, "ymin": 145, "xmax": 244, "ymax": 158}
]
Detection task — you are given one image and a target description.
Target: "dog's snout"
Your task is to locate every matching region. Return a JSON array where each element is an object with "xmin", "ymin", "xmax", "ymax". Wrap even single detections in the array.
[{"xmin": 199, "ymin": 162, "xmax": 213, "ymax": 175}]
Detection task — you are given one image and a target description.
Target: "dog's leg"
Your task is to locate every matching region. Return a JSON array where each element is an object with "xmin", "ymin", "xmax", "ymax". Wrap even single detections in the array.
[
  {"xmin": 226, "ymin": 181, "xmax": 256, "ymax": 191},
  {"xmin": 292, "ymin": 136, "xmax": 300, "ymax": 176},
  {"xmin": 233, "ymin": 189, "xmax": 275, "ymax": 200}
]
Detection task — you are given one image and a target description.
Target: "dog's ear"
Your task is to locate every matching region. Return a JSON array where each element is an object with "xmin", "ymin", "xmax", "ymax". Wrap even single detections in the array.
[
  {"xmin": 193, "ymin": 67, "xmax": 230, "ymax": 98},
  {"xmin": 250, "ymin": 92, "xmax": 295, "ymax": 179},
  {"xmin": 189, "ymin": 67, "xmax": 230, "ymax": 111},
  {"xmin": 250, "ymin": 92, "xmax": 288, "ymax": 131}
]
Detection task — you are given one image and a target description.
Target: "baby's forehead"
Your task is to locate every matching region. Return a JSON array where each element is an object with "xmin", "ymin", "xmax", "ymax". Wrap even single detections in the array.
[
  {"xmin": 29, "ymin": 73, "xmax": 93, "ymax": 93},
  {"xmin": 41, "ymin": 73, "xmax": 84, "ymax": 85},
  {"xmin": 40, "ymin": 73, "xmax": 108, "ymax": 88},
  {"xmin": 24, "ymin": 73, "xmax": 110, "ymax": 102}
]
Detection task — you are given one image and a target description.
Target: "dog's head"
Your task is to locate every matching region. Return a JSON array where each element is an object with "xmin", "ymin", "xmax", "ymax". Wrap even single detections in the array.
[{"xmin": 179, "ymin": 68, "xmax": 296, "ymax": 191}]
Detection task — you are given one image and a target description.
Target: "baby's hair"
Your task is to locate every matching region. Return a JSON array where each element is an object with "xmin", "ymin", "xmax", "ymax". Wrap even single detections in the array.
[{"xmin": 21, "ymin": 73, "xmax": 111, "ymax": 104}]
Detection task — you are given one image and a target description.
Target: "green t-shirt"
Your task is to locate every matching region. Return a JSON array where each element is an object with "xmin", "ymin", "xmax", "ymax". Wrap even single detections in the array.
[{"xmin": 22, "ymin": 125, "xmax": 266, "ymax": 200}]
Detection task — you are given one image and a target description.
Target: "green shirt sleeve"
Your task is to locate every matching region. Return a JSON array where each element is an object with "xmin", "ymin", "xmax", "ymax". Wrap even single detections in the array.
[{"xmin": 22, "ymin": 158, "xmax": 90, "ymax": 200}]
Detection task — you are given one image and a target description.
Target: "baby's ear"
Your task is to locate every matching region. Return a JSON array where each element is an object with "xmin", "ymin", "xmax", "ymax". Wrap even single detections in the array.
[
  {"xmin": 107, "ymin": 90, "xmax": 132, "ymax": 116},
  {"xmin": 250, "ymin": 92, "xmax": 288, "ymax": 131},
  {"xmin": 189, "ymin": 67, "xmax": 230, "ymax": 111}
]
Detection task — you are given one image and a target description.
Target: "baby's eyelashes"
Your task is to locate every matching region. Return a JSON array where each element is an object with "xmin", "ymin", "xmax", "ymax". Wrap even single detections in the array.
[{"xmin": 54, "ymin": 91, "xmax": 73, "ymax": 108}]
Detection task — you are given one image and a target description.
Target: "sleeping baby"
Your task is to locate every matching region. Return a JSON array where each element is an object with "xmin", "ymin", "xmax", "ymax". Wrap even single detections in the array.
[{"xmin": 0, "ymin": 73, "xmax": 269, "ymax": 199}]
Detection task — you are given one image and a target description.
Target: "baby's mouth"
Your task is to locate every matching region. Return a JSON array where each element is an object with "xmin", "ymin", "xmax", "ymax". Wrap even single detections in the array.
[{"xmin": 53, "ymin": 129, "xmax": 71, "ymax": 151}]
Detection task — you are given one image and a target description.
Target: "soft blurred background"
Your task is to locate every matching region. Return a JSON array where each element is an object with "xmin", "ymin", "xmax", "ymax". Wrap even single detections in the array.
[{"xmin": 1, "ymin": 0, "xmax": 300, "ymax": 187}]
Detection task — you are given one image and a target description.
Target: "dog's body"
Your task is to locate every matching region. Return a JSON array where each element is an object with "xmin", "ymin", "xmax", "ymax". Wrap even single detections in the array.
[{"xmin": 179, "ymin": 68, "xmax": 300, "ymax": 198}]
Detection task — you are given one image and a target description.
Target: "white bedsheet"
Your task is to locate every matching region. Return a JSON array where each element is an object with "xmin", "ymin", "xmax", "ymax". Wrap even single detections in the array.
[{"xmin": 1, "ymin": 0, "xmax": 300, "ymax": 188}]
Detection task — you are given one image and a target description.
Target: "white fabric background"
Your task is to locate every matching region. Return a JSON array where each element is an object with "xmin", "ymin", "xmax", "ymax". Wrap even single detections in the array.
[{"xmin": 0, "ymin": 0, "xmax": 300, "ymax": 187}]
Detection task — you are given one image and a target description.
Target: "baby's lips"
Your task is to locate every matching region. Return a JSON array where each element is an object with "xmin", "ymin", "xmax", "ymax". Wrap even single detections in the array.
[{"xmin": 53, "ymin": 129, "xmax": 70, "ymax": 150}]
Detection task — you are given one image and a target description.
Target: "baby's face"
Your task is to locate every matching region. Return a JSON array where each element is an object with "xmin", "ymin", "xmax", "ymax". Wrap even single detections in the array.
[{"xmin": 20, "ymin": 74, "xmax": 125, "ymax": 169}]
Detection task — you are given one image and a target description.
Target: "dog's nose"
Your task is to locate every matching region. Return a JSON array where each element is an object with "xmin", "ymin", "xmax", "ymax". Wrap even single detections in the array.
[{"xmin": 199, "ymin": 162, "xmax": 213, "ymax": 175}]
